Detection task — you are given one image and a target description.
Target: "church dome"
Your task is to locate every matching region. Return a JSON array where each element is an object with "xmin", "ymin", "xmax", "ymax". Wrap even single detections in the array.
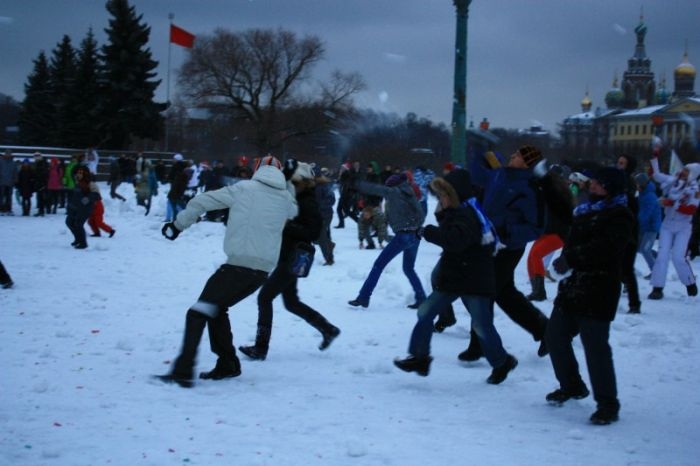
[
  {"xmin": 674, "ymin": 52, "xmax": 696, "ymax": 77},
  {"xmin": 655, "ymin": 78, "xmax": 670, "ymax": 104},
  {"xmin": 605, "ymin": 75, "xmax": 624, "ymax": 108}
]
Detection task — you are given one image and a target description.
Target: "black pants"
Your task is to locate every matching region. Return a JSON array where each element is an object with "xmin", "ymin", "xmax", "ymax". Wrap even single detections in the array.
[
  {"xmin": 256, "ymin": 262, "xmax": 333, "ymax": 342},
  {"xmin": 0, "ymin": 260, "xmax": 11, "ymax": 285},
  {"xmin": 316, "ymin": 216, "xmax": 334, "ymax": 263},
  {"xmin": 173, "ymin": 264, "xmax": 267, "ymax": 377},
  {"xmin": 621, "ymin": 241, "xmax": 640, "ymax": 309},
  {"xmin": 66, "ymin": 215, "xmax": 88, "ymax": 245},
  {"xmin": 546, "ymin": 305, "xmax": 619, "ymax": 409}
]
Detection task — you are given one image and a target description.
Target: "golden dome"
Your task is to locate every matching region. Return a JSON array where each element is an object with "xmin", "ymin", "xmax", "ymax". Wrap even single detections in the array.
[{"xmin": 675, "ymin": 51, "xmax": 696, "ymax": 77}]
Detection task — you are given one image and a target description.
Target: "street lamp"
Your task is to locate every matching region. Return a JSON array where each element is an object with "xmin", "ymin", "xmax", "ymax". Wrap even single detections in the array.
[{"xmin": 450, "ymin": 0, "xmax": 472, "ymax": 166}]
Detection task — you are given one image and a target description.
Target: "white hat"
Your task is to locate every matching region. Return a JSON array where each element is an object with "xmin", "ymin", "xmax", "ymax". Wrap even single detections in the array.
[
  {"xmin": 173, "ymin": 153, "xmax": 184, "ymax": 161},
  {"xmin": 569, "ymin": 172, "xmax": 590, "ymax": 184},
  {"xmin": 685, "ymin": 163, "xmax": 700, "ymax": 182},
  {"xmin": 292, "ymin": 162, "xmax": 315, "ymax": 181}
]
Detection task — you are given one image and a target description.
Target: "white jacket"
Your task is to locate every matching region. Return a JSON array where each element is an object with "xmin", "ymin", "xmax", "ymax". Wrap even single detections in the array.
[
  {"xmin": 175, "ymin": 165, "xmax": 298, "ymax": 272},
  {"xmin": 651, "ymin": 158, "xmax": 700, "ymax": 224}
]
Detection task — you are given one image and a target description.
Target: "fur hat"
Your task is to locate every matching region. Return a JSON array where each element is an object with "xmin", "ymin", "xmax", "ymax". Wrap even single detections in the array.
[
  {"xmin": 254, "ymin": 155, "xmax": 282, "ymax": 172},
  {"xmin": 292, "ymin": 162, "xmax": 315, "ymax": 181},
  {"xmin": 518, "ymin": 145, "xmax": 543, "ymax": 168},
  {"xmin": 591, "ymin": 167, "xmax": 626, "ymax": 197}
]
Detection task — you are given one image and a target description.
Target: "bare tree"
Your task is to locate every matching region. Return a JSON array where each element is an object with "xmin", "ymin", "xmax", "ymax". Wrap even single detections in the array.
[{"xmin": 178, "ymin": 27, "xmax": 365, "ymax": 154}]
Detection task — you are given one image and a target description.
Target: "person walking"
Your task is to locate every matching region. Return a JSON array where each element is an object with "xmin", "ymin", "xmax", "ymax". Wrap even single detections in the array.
[
  {"xmin": 545, "ymin": 167, "xmax": 635, "ymax": 425},
  {"xmin": 0, "ymin": 150, "xmax": 17, "ymax": 214},
  {"xmin": 87, "ymin": 182, "xmax": 116, "ymax": 238},
  {"xmin": 155, "ymin": 155, "xmax": 297, "ymax": 388},
  {"xmin": 65, "ymin": 166, "xmax": 99, "ymax": 249},
  {"xmin": 348, "ymin": 171, "xmax": 426, "ymax": 309},
  {"xmin": 633, "ymin": 172, "xmax": 661, "ymax": 280},
  {"xmin": 394, "ymin": 169, "xmax": 517, "ymax": 384},
  {"xmin": 314, "ymin": 167, "xmax": 336, "ymax": 265},
  {"xmin": 239, "ymin": 161, "xmax": 340, "ymax": 361},
  {"xmin": 46, "ymin": 158, "xmax": 64, "ymax": 214}
]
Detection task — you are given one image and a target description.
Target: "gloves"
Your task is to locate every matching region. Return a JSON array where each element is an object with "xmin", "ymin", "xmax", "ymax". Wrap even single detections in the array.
[
  {"xmin": 161, "ymin": 222, "xmax": 181, "ymax": 241},
  {"xmin": 552, "ymin": 256, "xmax": 570, "ymax": 275},
  {"xmin": 283, "ymin": 158, "xmax": 298, "ymax": 181}
]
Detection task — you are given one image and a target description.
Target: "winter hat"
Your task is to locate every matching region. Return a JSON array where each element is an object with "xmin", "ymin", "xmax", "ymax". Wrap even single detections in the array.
[
  {"xmin": 443, "ymin": 162, "xmax": 455, "ymax": 173},
  {"xmin": 443, "ymin": 169, "xmax": 474, "ymax": 203},
  {"xmin": 685, "ymin": 163, "xmax": 700, "ymax": 182},
  {"xmin": 254, "ymin": 155, "xmax": 282, "ymax": 172},
  {"xmin": 591, "ymin": 167, "xmax": 626, "ymax": 197},
  {"xmin": 291, "ymin": 162, "xmax": 315, "ymax": 182},
  {"xmin": 239, "ymin": 156, "xmax": 249, "ymax": 165},
  {"xmin": 569, "ymin": 172, "xmax": 590, "ymax": 184},
  {"xmin": 633, "ymin": 172, "xmax": 649, "ymax": 187},
  {"xmin": 385, "ymin": 173, "xmax": 407, "ymax": 187},
  {"xmin": 173, "ymin": 153, "xmax": 184, "ymax": 161},
  {"xmin": 320, "ymin": 167, "xmax": 330, "ymax": 176},
  {"xmin": 518, "ymin": 145, "xmax": 543, "ymax": 168}
]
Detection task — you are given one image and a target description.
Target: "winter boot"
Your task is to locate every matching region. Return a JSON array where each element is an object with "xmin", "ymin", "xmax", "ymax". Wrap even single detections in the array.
[
  {"xmin": 526, "ymin": 276, "xmax": 547, "ymax": 301},
  {"xmin": 546, "ymin": 384, "xmax": 590, "ymax": 406},
  {"xmin": 687, "ymin": 283, "xmax": 698, "ymax": 297},
  {"xmin": 199, "ymin": 356, "xmax": 242, "ymax": 380},
  {"xmin": 239, "ymin": 325, "xmax": 271, "ymax": 361},
  {"xmin": 394, "ymin": 355, "xmax": 433, "ymax": 377},
  {"xmin": 648, "ymin": 287, "xmax": 664, "ymax": 300},
  {"xmin": 319, "ymin": 325, "xmax": 341, "ymax": 350},
  {"xmin": 486, "ymin": 354, "xmax": 518, "ymax": 385},
  {"xmin": 168, "ymin": 309, "xmax": 208, "ymax": 384},
  {"xmin": 589, "ymin": 401, "xmax": 620, "ymax": 425},
  {"xmin": 458, "ymin": 329, "xmax": 483, "ymax": 361},
  {"xmin": 348, "ymin": 298, "xmax": 369, "ymax": 308},
  {"xmin": 434, "ymin": 305, "xmax": 457, "ymax": 333}
]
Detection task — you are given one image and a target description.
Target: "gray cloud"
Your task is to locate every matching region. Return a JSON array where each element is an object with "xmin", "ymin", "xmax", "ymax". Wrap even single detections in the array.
[{"xmin": 0, "ymin": 0, "xmax": 697, "ymax": 132}]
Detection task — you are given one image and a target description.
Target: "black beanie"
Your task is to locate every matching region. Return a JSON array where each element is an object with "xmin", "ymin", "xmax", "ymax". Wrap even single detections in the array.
[
  {"xmin": 443, "ymin": 169, "xmax": 474, "ymax": 202},
  {"xmin": 592, "ymin": 167, "xmax": 626, "ymax": 197}
]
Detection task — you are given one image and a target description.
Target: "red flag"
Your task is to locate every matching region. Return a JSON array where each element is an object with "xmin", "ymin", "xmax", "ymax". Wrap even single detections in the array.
[{"xmin": 170, "ymin": 24, "xmax": 195, "ymax": 48}]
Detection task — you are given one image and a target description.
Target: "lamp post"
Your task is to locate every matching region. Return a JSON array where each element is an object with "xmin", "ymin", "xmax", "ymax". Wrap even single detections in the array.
[{"xmin": 450, "ymin": 0, "xmax": 472, "ymax": 166}]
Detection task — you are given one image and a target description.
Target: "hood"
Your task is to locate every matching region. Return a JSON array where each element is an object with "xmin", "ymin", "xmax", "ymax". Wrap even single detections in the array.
[
  {"xmin": 252, "ymin": 164, "xmax": 287, "ymax": 190},
  {"xmin": 686, "ymin": 163, "xmax": 700, "ymax": 182}
]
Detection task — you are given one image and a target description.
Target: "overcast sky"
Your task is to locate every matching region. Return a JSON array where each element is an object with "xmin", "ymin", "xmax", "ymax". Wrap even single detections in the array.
[{"xmin": 1, "ymin": 0, "xmax": 698, "ymax": 131}]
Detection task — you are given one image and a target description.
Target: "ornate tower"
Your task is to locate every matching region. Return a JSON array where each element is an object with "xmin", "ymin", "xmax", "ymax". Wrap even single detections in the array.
[
  {"xmin": 621, "ymin": 12, "xmax": 656, "ymax": 108},
  {"xmin": 673, "ymin": 45, "xmax": 696, "ymax": 99}
]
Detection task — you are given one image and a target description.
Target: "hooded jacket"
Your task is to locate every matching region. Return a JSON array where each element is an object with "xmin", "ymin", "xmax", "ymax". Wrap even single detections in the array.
[
  {"xmin": 174, "ymin": 165, "xmax": 298, "ymax": 273},
  {"xmin": 650, "ymin": 158, "xmax": 700, "ymax": 224},
  {"xmin": 355, "ymin": 178, "xmax": 425, "ymax": 233}
]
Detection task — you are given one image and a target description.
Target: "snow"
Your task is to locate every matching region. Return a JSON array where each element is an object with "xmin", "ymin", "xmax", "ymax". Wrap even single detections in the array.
[{"xmin": 1, "ymin": 183, "xmax": 699, "ymax": 465}]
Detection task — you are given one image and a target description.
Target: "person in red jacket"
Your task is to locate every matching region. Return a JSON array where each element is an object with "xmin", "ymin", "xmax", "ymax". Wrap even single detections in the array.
[{"xmin": 87, "ymin": 182, "xmax": 115, "ymax": 238}]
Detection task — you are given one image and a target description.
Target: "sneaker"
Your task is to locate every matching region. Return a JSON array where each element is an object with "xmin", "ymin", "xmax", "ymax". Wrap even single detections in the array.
[
  {"xmin": 546, "ymin": 385, "xmax": 590, "ymax": 406},
  {"xmin": 687, "ymin": 284, "xmax": 698, "ymax": 297},
  {"xmin": 90, "ymin": 233, "xmax": 101, "ymax": 237},
  {"xmin": 153, "ymin": 373, "xmax": 193, "ymax": 388},
  {"xmin": 109, "ymin": 230, "xmax": 116, "ymax": 238},
  {"xmin": 393, "ymin": 355, "xmax": 433, "ymax": 377},
  {"xmin": 589, "ymin": 406, "xmax": 619, "ymax": 425},
  {"xmin": 348, "ymin": 298, "xmax": 369, "ymax": 308},
  {"xmin": 199, "ymin": 360, "xmax": 241, "ymax": 379},
  {"xmin": 486, "ymin": 354, "xmax": 518, "ymax": 385},
  {"xmin": 239, "ymin": 345, "xmax": 268, "ymax": 361},
  {"xmin": 457, "ymin": 345, "xmax": 483, "ymax": 362},
  {"xmin": 74, "ymin": 243, "xmax": 88, "ymax": 249},
  {"xmin": 319, "ymin": 326, "xmax": 340, "ymax": 351},
  {"xmin": 648, "ymin": 287, "xmax": 664, "ymax": 300}
]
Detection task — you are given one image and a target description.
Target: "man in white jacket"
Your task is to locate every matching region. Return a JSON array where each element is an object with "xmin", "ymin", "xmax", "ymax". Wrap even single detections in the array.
[{"xmin": 156, "ymin": 156, "xmax": 298, "ymax": 388}]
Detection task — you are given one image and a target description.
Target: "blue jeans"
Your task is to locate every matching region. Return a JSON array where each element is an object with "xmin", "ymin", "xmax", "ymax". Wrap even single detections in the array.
[
  {"xmin": 408, "ymin": 291, "xmax": 507, "ymax": 368},
  {"xmin": 357, "ymin": 232, "xmax": 425, "ymax": 302},
  {"xmin": 637, "ymin": 231, "xmax": 657, "ymax": 273}
]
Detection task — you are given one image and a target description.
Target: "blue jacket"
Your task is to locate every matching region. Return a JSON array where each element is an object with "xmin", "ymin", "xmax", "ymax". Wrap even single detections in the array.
[
  {"xmin": 637, "ymin": 182, "xmax": 662, "ymax": 234},
  {"xmin": 470, "ymin": 157, "xmax": 542, "ymax": 250}
]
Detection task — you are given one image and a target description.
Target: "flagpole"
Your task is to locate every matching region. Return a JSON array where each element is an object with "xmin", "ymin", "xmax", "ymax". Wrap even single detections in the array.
[{"xmin": 166, "ymin": 12, "xmax": 173, "ymax": 152}]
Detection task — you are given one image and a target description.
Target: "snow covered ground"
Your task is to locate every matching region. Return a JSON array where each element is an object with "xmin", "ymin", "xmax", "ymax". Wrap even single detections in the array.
[{"xmin": 1, "ymin": 182, "xmax": 698, "ymax": 465}]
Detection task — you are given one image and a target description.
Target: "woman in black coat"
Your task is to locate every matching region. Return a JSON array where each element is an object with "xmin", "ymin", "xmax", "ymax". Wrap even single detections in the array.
[
  {"xmin": 545, "ymin": 167, "xmax": 635, "ymax": 425},
  {"xmin": 239, "ymin": 162, "xmax": 340, "ymax": 361},
  {"xmin": 394, "ymin": 169, "xmax": 517, "ymax": 385}
]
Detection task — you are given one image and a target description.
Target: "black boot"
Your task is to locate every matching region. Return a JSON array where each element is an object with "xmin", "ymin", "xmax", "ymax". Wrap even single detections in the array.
[
  {"xmin": 199, "ymin": 356, "xmax": 242, "ymax": 379},
  {"xmin": 434, "ymin": 305, "xmax": 457, "ymax": 333},
  {"xmin": 394, "ymin": 355, "xmax": 433, "ymax": 376},
  {"xmin": 319, "ymin": 325, "xmax": 341, "ymax": 350},
  {"xmin": 239, "ymin": 325, "xmax": 271, "ymax": 360},
  {"xmin": 486, "ymin": 354, "xmax": 518, "ymax": 385},
  {"xmin": 648, "ymin": 287, "xmax": 664, "ymax": 300},
  {"xmin": 526, "ymin": 276, "xmax": 547, "ymax": 301},
  {"xmin": 170, "ymin": 309, "xmax": 208, "ymax": 382},
  {"xmin": 458, "ymin": 329, "xmax": 483, "ymax": 361}
]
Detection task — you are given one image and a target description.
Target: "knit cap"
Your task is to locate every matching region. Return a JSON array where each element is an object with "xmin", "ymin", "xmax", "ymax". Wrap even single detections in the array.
[{"xmin": 518, "ymin": 145, "xmax": 543, "ymax": 168}]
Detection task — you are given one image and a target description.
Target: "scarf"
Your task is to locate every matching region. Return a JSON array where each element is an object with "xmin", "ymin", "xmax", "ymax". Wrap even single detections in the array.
[
  {"xmin": 573, "ymin": 193, "xmax": 628, "ymax": 217},
  {"xmin": 462, "ymin": 197, "xmax": 506, "ymax": 254}
]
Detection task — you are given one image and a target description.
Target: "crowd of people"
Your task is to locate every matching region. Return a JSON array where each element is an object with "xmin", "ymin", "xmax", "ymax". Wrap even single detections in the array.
[{"xmin": 2, "ymin": 141, "xmax": 698, "ymax": 427}]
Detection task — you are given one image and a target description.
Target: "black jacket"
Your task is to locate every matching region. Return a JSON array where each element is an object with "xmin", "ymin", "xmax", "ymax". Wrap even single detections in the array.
[
  {"xmin": 553, "ymin": 202, "xmax": 635, "ymax": 321},
  {"xmin": 279, "ymin": 188, "xmax": 322, "ymax": 265}
]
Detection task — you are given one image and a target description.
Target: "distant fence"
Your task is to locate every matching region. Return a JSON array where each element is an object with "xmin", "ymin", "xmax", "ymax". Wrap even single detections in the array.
[{"xmin": 0, "ymin": 145, "xmax": 180, "ymax": 182}]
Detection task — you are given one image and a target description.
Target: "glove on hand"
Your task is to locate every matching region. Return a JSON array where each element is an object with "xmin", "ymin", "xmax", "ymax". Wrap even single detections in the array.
[
  {"xmin": 283, "ymin": 158, "xmax": 298, "ymax": 181},
  {"xmin": 161, "ymin": 222, "xmax": 181, "ymax": 241},
  {"xmin": 552, "ymin": 256, "xmax": 570, "ymax": 275}
]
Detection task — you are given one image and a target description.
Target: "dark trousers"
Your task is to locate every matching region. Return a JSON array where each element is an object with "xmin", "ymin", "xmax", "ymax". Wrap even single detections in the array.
[
  {"xmin": 65, "ymin": 215, "xmax": 88, "ymax": 245},
  {"xmin": 0, "ymin": 185, "xmax": 12, "ymax": 212},
  {"xmin": 621, "ymin": 241, "xmax": 640, "ymax": 309},
  {"xmin": 255, "ymin": 263, "xmax": 333, "ymax": 347},
  {"xmin": 0, "ymin": 260, "xmax": 11, "ymax": 285},
  {"xmin": 316, "ymin": 216, "xmax": 334, "ymax": 263},
  {"xmin": 35, "ymin": 189, "xmax": 47, "ymax": 214},
  {"xmin": 546, "ymin": 305, "xmax": 619, "ymax": 409},
  {"xmin": 173, "ymin": 264, "xmax": 267, "ymax": 377}
]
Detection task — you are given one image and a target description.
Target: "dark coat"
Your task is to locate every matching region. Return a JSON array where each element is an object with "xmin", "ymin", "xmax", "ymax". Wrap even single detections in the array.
[
  {"xmin": 66, "ymin": 185, "xmax": 98, "ymax": 221},
  {"xmin": 279, "ymin": 188, "xmax": 322, "ymax": 265},
  {"xmin": 314, "ymin": 178, "xmax": 335, "ymax": 222},
  {"xmin": 553, "ymin": 202, "xmax": 635, "ymax": 321}
]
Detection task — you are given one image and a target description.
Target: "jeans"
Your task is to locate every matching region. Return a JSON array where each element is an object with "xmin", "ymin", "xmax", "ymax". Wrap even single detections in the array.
[
  {"xmin": 408, "ymin": 291, "xmax": 507, "ymax": 368},
  {"xmin": 357, "ymin": 232, "xmax": 425, "ymax": 302},
  {"xmin": 637, "ymin": 231, "xmax": 657, "ymax": 274}
]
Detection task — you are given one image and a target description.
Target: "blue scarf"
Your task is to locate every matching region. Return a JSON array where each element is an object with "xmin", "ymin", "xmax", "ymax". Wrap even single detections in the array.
[
  {"xmin": 573, "ymin": 193, "xmax": 628, "ymax": 217},
  {"xmin": 462, "ymin": 197, "xmax": 506, "ymax": 253}
]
